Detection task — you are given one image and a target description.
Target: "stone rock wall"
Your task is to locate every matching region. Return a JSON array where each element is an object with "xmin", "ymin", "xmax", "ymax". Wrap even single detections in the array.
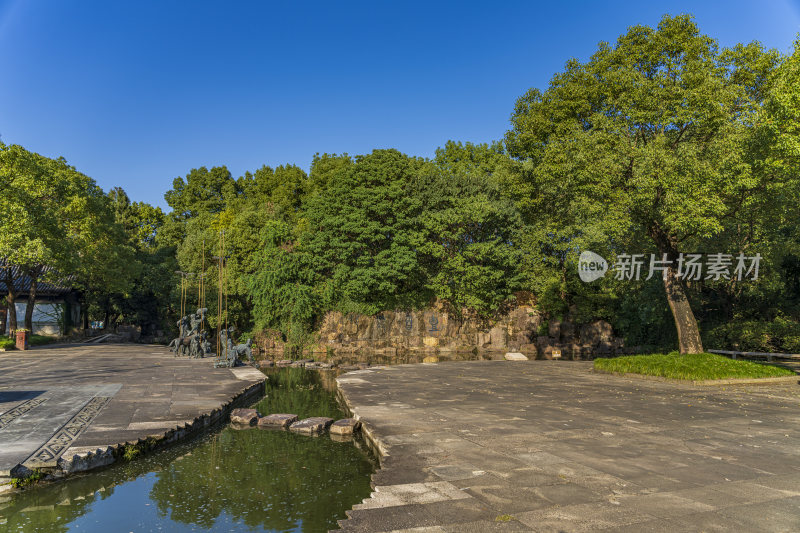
[{"xmin": 256, "ymin": 305, "xmax": 625, "ymax": 359}]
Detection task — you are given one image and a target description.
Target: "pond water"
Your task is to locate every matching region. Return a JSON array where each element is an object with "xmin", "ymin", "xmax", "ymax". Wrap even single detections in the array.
[{"xmin": 0, "ymin": 368, "xmax": 376, "ymax": 533}]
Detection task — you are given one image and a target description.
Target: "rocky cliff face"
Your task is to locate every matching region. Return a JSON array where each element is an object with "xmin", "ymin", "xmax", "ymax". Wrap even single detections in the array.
[{"xmin": 257, "ymin": 305, "xmax": 625, "ymax": 359}]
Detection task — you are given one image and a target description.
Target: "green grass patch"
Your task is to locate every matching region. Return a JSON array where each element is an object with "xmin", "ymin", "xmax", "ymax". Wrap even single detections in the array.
[
  {"xmin": 0, "ymin": 334, "xmax": 57, "ymax": 349},
  {"xmin": 594, "ymin": 351, "xmax": 795, "ymax": 380},
  {"xmin": 29, "ymin": 334, "xmax": 56, "ymax": 346}
]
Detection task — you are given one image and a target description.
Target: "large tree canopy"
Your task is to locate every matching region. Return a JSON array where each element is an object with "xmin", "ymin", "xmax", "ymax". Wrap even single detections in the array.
[
  {"xmin": 304, "ymin": 149, "xmax": 427, "ymax": 314},
  {"xmin": 505, "ymin": 14, "xmax": 786, "ymax": 353},
  {"xmin": 0, "ymin": 143, "xmax": 134, "ymax": 332}
]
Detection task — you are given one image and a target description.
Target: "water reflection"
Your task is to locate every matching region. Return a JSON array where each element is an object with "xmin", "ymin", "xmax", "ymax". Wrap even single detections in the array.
[
  {"xmin": 255, "ymin": 349, "xmax": 499, "ymax": 368},
  {"xmin": 255, "ymin": 366, "xmax": 345, "ymax": 419},
  {"xmin": 323, "ymin": 350, "xmax": 498, "ymax": 367},
  {"xmin": 1, "ymin": 368, "xmax": 376, "ymax": 533}
]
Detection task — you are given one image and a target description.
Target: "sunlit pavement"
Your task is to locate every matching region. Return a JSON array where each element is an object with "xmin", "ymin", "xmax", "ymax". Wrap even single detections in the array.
[
  {"xmin": 0, "ymin": 344, "xmax": 264, "ymax": 482},
  {"xmin": 337, "ymin": 361, "xmax": 800, "ymax": 532}
]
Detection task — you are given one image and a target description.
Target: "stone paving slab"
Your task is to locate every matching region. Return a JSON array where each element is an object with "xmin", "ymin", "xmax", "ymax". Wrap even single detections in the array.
[
  {"xmin": 0, "ymin": 385, "xmax": 119, "ymax": 475},
  {"xmin": 336, "ymin": 361, "xmax": 800, "ymax": 532},
  {"xmin": 0, "ymin": 344, "xmax": 264, "ymax": 484},
  {"xmin": 0, "ymin": 390, "xmax": 46, "ymax": 419}
]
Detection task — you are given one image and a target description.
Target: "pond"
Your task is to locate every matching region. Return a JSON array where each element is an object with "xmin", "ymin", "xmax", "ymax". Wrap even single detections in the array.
[{"xmin": 0, "ymin": 367, "xmax": 377, "ymax": 533}]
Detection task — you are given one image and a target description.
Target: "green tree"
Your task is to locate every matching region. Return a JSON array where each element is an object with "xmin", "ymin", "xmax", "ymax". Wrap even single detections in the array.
[
  {"xmin": 0, "ymin": 143, "xmax": 134, "ymax": 333},
  {"xmin": 239, "ymin": 164, "xmax": 310, "ymax": 223},
  {"xmin": 305, "ymin": 149, "xmax": 428, "ymax": 314},
  {"xmin": 97, "ymin": 188, "xmax": 175, "ymax": 335},
  {"xmin": 109, "ymin": 187, "xmax": 166, "ymax": 249},
  {"xmin": 173, "ymin": 167, "xmax": 313, "ymax": 334},
  {"xmin": 309, "ymin": 152, "xmax": 353, "ymax": 193},
  {"xmin": 164, "ymin": 165, "xmax": 241, "ymax": 221},
  {"xmin": 506, "ymin": 15, "xmax": 784, "ymax": 353},
  {"xmin": 418, "ymin": 141, "xmax": 524, "ymax": 315},
  {"xmin": 247, "ymin": 219, "xmax": 319, "ymax": 346}
]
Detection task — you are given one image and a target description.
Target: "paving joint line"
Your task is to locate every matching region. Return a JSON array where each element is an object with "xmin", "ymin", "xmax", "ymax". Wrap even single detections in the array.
[
  {"xmin": 0, "ymin": 398, "xmax": 48, "ymax": 431},
  {"xmin": 23, "ymin": 396, "xmax": 113, "ymax": 469}
]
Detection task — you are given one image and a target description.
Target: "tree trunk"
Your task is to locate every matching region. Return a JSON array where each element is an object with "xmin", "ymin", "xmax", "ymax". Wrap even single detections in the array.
[
  {"xmin": 4, "ymin": 268, "xmax": 18, "ymax": 334},
  {"xmin": 663, "ymin": 263, "xmax": 704, "ymax": 354},
  {"xmin": 25, "ymin": 275, "xmax": 38, "ymax": 333},
  {"xmin": 649, "ymin": 224, "xmax": 704, "ymax": 354},
  {"xmin": 7, "ymin": 296, "xmax": 17, "ymax": 334}
]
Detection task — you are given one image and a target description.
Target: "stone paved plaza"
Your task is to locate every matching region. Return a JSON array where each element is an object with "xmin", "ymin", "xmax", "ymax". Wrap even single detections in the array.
[
  {"xmin": 0, "ymin": 344, "xmax": 264, "ymax": 483},
  {"xmin": 337, "ymin": 361, "xmax": 800, "ymax": 532}
]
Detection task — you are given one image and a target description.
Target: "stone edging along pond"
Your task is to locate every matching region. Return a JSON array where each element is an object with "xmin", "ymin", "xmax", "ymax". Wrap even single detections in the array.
[
  {"xmin": 17, "ymin": 378, "xmax": 266, "ymax": 488},
  {"xmin": 334, "ymin": 370, "xmax": 389, "ymax": 467}
]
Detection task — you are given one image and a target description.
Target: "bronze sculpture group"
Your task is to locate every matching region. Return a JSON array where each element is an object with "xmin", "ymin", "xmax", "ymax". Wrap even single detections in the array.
[{"xmin": 168, "ymin": 308, "xmax": 254, "ymax": 367}]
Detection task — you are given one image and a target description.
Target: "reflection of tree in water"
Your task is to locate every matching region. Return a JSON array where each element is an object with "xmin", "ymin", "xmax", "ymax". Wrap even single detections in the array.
[
  {"xmin": 3, "ymin": 367, "xmax": 376, "ymax": 532},
  {"xmin": 150, "ymin": 425, "xmax": 375, "ymax": 531},
  {"xmin": 150, "ymin": 367, "xmax": 375, "ymax": 531},
  {"xmin": 1, "ymin": 448, "xmax": 165, "ymax": 532},
  {"xmin": 332, "ymin": 350, "xmax": 490, "ymax": 367},
  {"xmin": 256, "ymin": 367, "xmax": 347, "ymax": 419},
  {"xmin": 1, "ymin": 483, "xmax": 109, "ymax": 533}
]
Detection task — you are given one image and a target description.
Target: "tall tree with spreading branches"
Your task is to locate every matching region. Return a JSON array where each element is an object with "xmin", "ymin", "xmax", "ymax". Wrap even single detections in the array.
[{"xmin": 506, "ymin": 15, "xmax": 785, "ymax": 353}]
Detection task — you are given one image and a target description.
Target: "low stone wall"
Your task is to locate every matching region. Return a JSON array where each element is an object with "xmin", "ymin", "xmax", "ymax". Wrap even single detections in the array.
[{"xmin": 258, "ymin": 305, "xmax": 627, "ymax": 359}]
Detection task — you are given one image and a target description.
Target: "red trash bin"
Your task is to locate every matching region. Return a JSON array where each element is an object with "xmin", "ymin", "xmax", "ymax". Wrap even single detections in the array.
[{"xmin": 15, "ymin": 330, "xmax": 29, "ymax": 350}]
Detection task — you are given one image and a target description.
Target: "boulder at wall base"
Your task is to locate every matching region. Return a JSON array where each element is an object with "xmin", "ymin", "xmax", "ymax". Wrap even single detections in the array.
[
  {"xmin": 560, "ymin": 321, "xmax": 575, "ymax": 342},
  {"xmin": 504, "ymin": 352, "xmax": 528, "ymax": 361},
  {"xmin": 579, "ymin": 320, "xmax": 614, "ymax": 346},
  {"xmin": 289, "ymin": 417, "xmax": 335, "ymax": 435},
  {"xmin": 423, "ymin": 336, "xmax": 439, "ymax": 347},
  {"xmin": 230, "ymin": 408, "xmax": 259, "ymax": 426},
  {"xmin": 330, "ymin": 418, "xmax": 361, "ymax": 436},
  {"xmin": 257, "ymin": 413, "xmax": 299, "ymax": 429},
  {"xmin": 489, "ymin": 326, "xmax": 507, "ymax": 348},
  {"xmin": 519, "ymin": 343, "xmax": 538, "ymax": 355}
]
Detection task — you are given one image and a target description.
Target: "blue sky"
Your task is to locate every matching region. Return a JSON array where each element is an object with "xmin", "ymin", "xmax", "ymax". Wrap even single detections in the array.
[{"xmin": 1, "ymin": 1, "xmax": 799, "ymax": 210}]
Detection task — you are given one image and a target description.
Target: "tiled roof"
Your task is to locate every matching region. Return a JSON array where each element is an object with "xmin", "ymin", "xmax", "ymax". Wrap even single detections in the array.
[{"xmin": 0, "ymin": 262, "xmax": 75, "ymax": 297}]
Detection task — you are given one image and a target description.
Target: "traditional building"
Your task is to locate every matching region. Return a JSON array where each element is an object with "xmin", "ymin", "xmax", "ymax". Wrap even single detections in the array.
[{"xmin": 0, "ymin": 265, "xmax": 81, "ymax": 336}]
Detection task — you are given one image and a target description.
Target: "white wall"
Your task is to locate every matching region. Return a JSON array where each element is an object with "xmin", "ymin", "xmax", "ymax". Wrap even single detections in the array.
[{"xmin": 4, "ymin": 302, "xmax": 64, "ymax": 335}]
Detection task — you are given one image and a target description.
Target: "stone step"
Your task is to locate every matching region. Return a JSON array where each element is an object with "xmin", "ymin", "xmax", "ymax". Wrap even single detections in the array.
[
  {"xmin": 330, "ymin": 418, "xmax": 361, "ymax": 436},
  {"xmin": 257, "ymin": 413, "xmax": 298, "ymax": 429},
  {"xmin": 289, "ymin": 417, "xmax": 334, "ymax": 435},
  {"xmin": 229, "ymin": 408, "xmax": 259, "ymax": 426}
]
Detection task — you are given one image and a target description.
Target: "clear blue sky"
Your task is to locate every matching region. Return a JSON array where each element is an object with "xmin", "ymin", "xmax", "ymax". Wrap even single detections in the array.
[{"xmin": 1, "ymin": 1, "xmax": 798, "ymax": 210}]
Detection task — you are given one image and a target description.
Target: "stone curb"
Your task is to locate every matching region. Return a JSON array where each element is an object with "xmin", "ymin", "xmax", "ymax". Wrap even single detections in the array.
[
  {"xmin": 335, "ymin": 381, "xmax": 388, "ymax": 461},
  {"xmin": 334, "ymin": 371, "xmax": 393, "ymax": 532},
  {"xmin": 592, "ymin": 367, "xmax": 799, "ymax": 386},
  {"xmin": 2, "ymin": 375, "xmax": 266, "ymax": 491}
]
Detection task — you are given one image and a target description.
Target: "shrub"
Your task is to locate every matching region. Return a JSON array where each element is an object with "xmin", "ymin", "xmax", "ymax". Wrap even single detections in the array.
[{"xmin": 704, "ymin": 317, "xmax": 800, "ymax": 353}]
